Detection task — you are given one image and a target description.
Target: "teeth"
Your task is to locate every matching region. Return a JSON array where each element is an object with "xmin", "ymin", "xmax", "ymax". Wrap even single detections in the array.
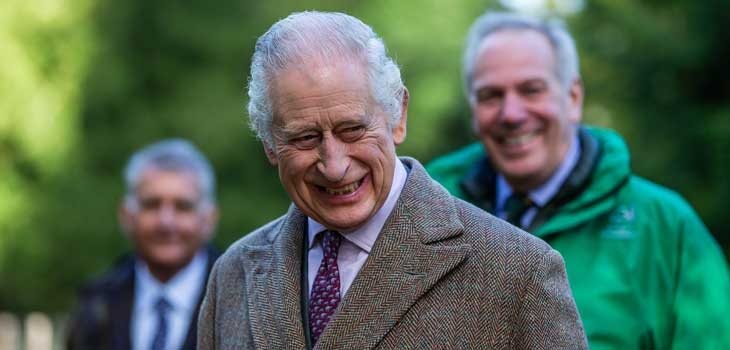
[
  {"xmin": 504, "ymin": 133, "xmax": 536, "ymax": 146},
  {"xmin": 324, "ymin": 180, "xmax": 361, "ymax": 195}
]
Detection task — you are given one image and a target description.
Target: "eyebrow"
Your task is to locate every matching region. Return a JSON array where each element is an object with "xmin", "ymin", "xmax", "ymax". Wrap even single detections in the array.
[
  {"xmin": 272, "ymin": 124, "xmax": 319, "ymax": 141},
  {"xmin": 518, "ymin": 78, "xmax": 548, "ymax": 86},
  {"xmin": 274, "ymin": 112, "xmax": 372, "ymax": 132}
]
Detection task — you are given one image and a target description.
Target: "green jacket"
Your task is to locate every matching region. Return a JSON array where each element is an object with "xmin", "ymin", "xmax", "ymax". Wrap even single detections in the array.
[{"xmin": 426, "ymin": 127, "xmax": 730, "ymax": 349}]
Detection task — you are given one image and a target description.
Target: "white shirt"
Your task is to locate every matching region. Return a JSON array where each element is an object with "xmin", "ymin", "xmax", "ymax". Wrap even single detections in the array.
[
  {"xmin": 131, "ymin": 250, "xmax": 208, "ymax": 350},
  {"xmin": 307, "ymin": 157, "xmax": 408, "ymax": 297},
  {"xmin": 496, "ymin": 132, "xmax": 581, "ymax": 228}
]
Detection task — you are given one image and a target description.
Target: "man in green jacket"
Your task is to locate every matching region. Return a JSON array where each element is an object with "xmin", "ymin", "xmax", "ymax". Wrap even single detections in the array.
[{"xmin": 426, "ymin": 10, "xmax": 730, "ymax": 349}]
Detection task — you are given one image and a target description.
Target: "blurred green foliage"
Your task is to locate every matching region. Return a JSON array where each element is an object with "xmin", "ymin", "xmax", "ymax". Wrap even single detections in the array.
[{"xmin": 0, "ymin": 0, "xmax": 728, "ymax": 313}]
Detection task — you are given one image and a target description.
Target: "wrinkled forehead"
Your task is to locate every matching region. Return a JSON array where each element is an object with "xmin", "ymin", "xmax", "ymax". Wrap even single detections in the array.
[
  {"xmin": 270, "ymin": 53, "xmax": 368, "ymax": 84},
  {"xmin": 270, "ymin": 58, "xmax": 372, "ymax": 108}
]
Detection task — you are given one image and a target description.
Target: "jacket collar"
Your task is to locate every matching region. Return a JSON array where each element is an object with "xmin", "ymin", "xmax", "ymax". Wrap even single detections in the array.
[{"xmin": 459, "ymin": 127, "xmax": 611, "ymax": 237}]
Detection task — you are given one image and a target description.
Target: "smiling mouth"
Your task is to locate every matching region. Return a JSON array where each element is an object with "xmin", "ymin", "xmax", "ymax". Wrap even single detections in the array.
[
  {"xmin": 318, "ymin": 178, "xmax": 365, "ymax": 195},
  {"xmin": 500, "ymin": 131, "xmax": 538, "ymax": 146}
]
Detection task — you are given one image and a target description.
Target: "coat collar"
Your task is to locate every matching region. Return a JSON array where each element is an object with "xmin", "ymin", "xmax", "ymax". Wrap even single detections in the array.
[
  {"xmin": 239, "ymin": 157, "xmax": 470, "ymax": 349},
  {"xmin": 238, "ymin": 206, "xmax": 309, "ymax": 349}
]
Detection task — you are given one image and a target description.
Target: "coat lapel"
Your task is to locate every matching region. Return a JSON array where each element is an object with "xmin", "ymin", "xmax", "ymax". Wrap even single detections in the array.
[
  {"xmin": 108, "ymin": 261, "xmax": 134, "ymax": 350},
  {"xmin": 241, "ymin": 206, "xmax": 309, "ymax": 349},
  {"xmin": 315, "ymin": 158, "xmax": 471, "ymax": 349}
]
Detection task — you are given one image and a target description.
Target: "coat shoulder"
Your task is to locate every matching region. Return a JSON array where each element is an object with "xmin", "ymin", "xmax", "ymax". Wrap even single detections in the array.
[
  {"xmin": 455, "ymin": 198, "xmax": 555, "ymax": 268},
  {"xmin": 215, "ymin": 213, "xmax": 288, "ymax": 268},
  {"xmin": 459, "ymin": 198, "xmax": 551, "ymax": 248},
  {"xmin": 78, "ymin": 255, "xmax": 135, "ymax": 296}
]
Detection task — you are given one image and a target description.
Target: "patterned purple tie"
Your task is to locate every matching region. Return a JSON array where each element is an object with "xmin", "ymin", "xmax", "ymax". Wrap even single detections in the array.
[{"xmin": 309, "ymin": 230, "xmax": 342, "ymax": 345}]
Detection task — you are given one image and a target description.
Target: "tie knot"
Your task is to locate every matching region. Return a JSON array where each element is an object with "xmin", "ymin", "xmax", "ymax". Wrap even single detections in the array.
[
  {"xmin": 505, "ymin": 192, "xmax": 531, "ymax": 208},
  {"xmin": 154, "ymin": 297, "xmax": 172, "ymax": 313},
  {"xmin": 504, "ymin": 193, "xmax": 533, "ymax": 227},
  {"xmin": 321, "ymin": 230, "xmax": 342, "ymax": 257}
]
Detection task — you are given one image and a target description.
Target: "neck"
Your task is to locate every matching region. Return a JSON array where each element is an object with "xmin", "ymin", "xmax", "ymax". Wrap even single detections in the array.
[
  {"xmin": 504, "ymin": 175, "xmax": 548, "ymax": 194},
  {"xmin": 145, "ymin": 258, "xmax": 194, "ymax": 284}
]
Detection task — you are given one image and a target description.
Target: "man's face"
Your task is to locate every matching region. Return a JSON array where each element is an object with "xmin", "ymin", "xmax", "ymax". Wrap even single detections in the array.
[
  {"xmin": 119, "ymin": 169, "xmax": 217, "ymax": 277},
  {"xmin": 266, "ymin": 60, "xmax": 407, "ymax": 232},
  {"xmin": 470, "ymin": 29, "xmax": 582, "ymax": 191}
]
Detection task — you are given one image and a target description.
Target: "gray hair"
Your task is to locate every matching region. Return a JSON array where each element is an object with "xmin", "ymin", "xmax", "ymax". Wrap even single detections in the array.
[
  {"xmin": 247, "ymin": 11, "xmax": 405, "ymax": 148},
  {"xmin": 123, "ymin": 139, "xmax": 216, "ymax": 207},
  {"xmin": 463, "ymin": 11, "xmax": 580, "ymax": 97}
]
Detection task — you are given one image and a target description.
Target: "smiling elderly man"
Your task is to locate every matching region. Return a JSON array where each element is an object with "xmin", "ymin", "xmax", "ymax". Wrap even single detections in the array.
[{"xmin": 198, "ymin": 11, "xmax": 587, "ymax": 350}]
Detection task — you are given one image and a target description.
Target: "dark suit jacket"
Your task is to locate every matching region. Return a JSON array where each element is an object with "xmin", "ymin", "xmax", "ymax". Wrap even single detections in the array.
[
  {"xmin": 66, "ymin": 245, "xmax": 219, "ymax": 350},
  {"xmin": 198, "ymin": 158, "xmax": 587, "ymax": 349}
]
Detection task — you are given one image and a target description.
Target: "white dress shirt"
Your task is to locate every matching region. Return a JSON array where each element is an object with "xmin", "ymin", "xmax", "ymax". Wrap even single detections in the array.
[
  {"xmin": 496, "ymin": 132, "xmax": 581, "ymax": 229},
  {"xmin": 307, "ymin": 157, "xmax": 408, "ymax": 297},
  {"xmin": 131, "ymin": 250, "xmax": 208, "ymax": 350}
]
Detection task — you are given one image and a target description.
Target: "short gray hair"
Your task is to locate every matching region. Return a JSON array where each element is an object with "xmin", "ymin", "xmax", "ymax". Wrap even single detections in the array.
[
  {"xmin": 123, "ymin": 139, "xmax": 216, "ymax": 206},
  {"xmin": 247, "ymin": 11, "xmax": 405, "ymax": 148},
  {"xmin": 463, "ymin": 11, "xmax": 580, "ymax": 97}
]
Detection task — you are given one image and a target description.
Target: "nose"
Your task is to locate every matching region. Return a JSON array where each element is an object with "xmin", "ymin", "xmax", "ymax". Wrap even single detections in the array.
[
  {"xmin": 316, "ymin": 134, "xmax": 349, "ymax": 182},
  {"xmin": 158, "ymin": 204, "xmax": 176, "ymax": 228},
  {"xmin": 500, "ymin": 91, "xmax": 528, "ymax": 124}
]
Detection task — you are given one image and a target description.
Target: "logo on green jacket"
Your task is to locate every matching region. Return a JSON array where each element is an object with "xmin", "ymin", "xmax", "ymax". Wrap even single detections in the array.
[{"xmin": 601, "ymin": 205, "xmax": 636, "ymax": 239}]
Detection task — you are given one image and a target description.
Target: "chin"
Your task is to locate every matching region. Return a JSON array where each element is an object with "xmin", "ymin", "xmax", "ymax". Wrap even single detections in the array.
[
  {"xmin": 149, "ymin": 249, "xmax": 187, "ymax": 264},
  {"xmin": 324, "ymin": 219, "xmax": 365, "ymax": 232}
]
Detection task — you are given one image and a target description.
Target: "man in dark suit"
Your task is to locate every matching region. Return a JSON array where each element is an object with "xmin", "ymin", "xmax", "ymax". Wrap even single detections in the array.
[
  {"xmin": 198, "ymin": 11, "xmax": 587, "ymax": 349},
  {"xmin": 67, "ymin": 139, "xmax": 220, "ymax": 350}
]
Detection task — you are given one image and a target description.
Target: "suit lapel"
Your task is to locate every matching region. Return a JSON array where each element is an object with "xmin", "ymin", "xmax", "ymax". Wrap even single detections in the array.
[
  {"xmin": 242, "ymin": 206, "xmax": 309, "ymax": 349},
  {"xmin": 108, "ymin": 260, "xmax": 134, "ymax": 350},
  {"xmin": 316, "ymin": 158, "xmax": 470, "ymax": 349}
]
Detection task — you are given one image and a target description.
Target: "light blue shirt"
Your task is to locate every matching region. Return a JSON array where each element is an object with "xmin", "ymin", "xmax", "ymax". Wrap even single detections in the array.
[
  {"xmin": 307, "ymin": 157, "xmax": 407, "ymax": 297},
  {"xmin": 496, "ymin": 132, "xmax": 581, "ymax": 229},
  {"xmin": 131, "ymin": 250, "xmax": 208, "ymax": 350}
]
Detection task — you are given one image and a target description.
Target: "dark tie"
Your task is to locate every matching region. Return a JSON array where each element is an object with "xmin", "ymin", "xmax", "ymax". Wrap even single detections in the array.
[
  {"xmin": 309, "ymin": 230, "xmax": 343, "ymax": 345},
  {"xmin": 151, "ymin": 297, "xmax": 171, "ymax": 350},
  {"xmin": 504, "ymin": 193, "xmax": 533, "ymax": 228}
]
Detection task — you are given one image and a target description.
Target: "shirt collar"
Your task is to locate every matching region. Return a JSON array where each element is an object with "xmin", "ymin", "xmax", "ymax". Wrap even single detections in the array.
[
  {"xmin": 308, "ymin": 157, "xmax": 408, "ymax": 253},
  {"xmin": 134, "ymin": 249, "xmax": 208, "ymax": 312},
  {"xmin": 497, "ymin": 132, "xmax": 581, "ymax": 210}
]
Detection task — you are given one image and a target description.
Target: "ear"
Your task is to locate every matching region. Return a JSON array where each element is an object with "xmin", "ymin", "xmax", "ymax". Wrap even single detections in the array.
[
  {"xmin": 264, "ymin": 143, "xmax": 279, "ymax": 166},
  {"xmin": 201, "ymin": 205, "xmax": 220, "ymax": 242},
  {"xmin": 392, "ymin": 87, "xmax": 409, "ymax": 145},
  {"xmin": 567, "ymin": 78, "xmax": 584, "ymax": 123},
  {"xmin": 118, "ymin": 199, "xmax": 134, "ymax": 238}
]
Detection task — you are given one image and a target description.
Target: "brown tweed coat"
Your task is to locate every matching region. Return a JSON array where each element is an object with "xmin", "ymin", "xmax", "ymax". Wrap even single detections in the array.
[{"xmin": 198, "ymin": 157, "xmax": 587, "ymax": 349}]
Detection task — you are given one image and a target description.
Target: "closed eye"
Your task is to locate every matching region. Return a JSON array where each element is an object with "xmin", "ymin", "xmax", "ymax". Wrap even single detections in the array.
[
  {"xmin": 290, "ymin": 133, "xmax": 321, "ymax": 149},
  {"xmin": 338, "ymin": 125, "xmax": 366, "ymax": 142}
]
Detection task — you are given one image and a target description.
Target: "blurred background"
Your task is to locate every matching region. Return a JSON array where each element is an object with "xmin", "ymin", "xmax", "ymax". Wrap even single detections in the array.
[{"xmin": 1, "ymin": 0, "xmax": 729, "ymax": 346}]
